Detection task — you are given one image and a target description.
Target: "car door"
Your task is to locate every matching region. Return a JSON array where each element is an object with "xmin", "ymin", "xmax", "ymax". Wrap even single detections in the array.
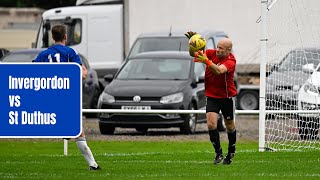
[{"xmin": 193, "ymin": 62, "xmax": 206, "ymax": 109}]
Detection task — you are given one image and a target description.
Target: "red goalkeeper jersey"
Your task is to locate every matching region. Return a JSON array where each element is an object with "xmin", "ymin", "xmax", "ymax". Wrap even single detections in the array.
[{"xmin": 204, "ymin": 49, "xmax": 237, "ymax": 98}]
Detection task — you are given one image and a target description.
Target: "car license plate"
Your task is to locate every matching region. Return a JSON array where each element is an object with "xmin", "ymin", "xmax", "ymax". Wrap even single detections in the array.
[{"xmin": 121, "ymin": 106, "xmax": 151, "ymax": 110}]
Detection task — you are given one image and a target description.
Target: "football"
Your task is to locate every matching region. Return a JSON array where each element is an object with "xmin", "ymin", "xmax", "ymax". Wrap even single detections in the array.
[{"xmin": 189, "ymin": 34, "xmax": 206, "ymax": 51}]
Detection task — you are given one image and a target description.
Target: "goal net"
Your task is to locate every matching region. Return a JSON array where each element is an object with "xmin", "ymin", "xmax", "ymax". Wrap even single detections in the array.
[{"xmin": 264, "ymin": 0, "xmax": 320, "ymax": 151}]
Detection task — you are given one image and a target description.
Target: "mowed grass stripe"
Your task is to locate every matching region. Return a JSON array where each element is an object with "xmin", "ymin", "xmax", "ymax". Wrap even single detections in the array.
[{"xmin": 0, "ymin": 141, "xmax": 319, "ymax": 179}]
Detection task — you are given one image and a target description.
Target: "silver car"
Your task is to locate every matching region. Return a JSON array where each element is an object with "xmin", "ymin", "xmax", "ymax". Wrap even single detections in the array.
[{"xmin": 266, "ymin": 47, "xmax": 320, "ymax": 110}]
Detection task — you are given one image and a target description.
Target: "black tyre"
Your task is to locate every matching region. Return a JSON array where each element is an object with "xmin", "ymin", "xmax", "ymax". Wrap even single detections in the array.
[
  {"xmin": 298, "ymin": 116, "xmax": 319, "ymax": 140},
  {"xmin": 180, "ymin": 104, "xmax": 197, "ymax": 134},
  {"xmin": 99, "ymin": 123, "xmax": 115, "ymax": 135},
  {"xmin": 237, "ymin": 90, "xmax": 259, "ymax": 110}
]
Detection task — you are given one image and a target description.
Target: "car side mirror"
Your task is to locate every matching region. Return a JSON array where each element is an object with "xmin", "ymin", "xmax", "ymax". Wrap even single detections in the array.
[
  {"xmin": 198, "ymin": 76, "xmax": 205, "ymax": 83},
  {"xmin": 104, "ymin": 74, "xmax": 114, "ymax": 82},
  {"xmin": 302, "ymin": 63, "xmax": 315, "ymax": 74}
]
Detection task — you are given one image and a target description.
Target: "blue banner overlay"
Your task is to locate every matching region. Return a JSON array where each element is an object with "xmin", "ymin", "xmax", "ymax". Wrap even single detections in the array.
[{"xmin": 0, "ymin": 63, "xmax": 82, "ymax": 138}]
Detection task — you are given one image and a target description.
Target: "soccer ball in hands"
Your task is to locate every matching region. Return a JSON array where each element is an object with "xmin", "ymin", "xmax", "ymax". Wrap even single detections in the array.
[{"xmin": 189, "ymin": 34, "xmax": 206, "ymax": 51}]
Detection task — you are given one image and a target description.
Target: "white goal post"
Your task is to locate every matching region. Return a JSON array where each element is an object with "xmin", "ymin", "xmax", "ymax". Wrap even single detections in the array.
[{"xmin": 260, "ymin": 0, "xmax": 320, "ymax": 151}]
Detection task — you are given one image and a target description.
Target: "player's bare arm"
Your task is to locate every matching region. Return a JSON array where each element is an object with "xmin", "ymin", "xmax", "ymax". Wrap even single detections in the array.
[
  {"xmin": 194, "ymin": 50, "xmax": 227, "ymax": 75},
  {"xmin": 82, "ymin": 64, "xmax": 87, "ymax": 80},
  {"xmin": 207, "ymin": 63, "xmax": 228, "ymax": 75}
]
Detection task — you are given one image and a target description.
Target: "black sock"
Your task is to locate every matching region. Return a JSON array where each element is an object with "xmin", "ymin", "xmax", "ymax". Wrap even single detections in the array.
[
  {"xmin": 227, "ymin": 129, "xmax": 236, "ymax": 153},
  {"xmin": 209, "ymin": 129, "xmax": 222, "ymax": 154}
]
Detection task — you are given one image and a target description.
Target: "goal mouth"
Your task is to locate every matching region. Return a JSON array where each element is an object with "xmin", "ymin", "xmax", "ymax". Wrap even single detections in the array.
[{"xmin": 261, "ymin": 0, "xmax": 320, "ymax": 151}]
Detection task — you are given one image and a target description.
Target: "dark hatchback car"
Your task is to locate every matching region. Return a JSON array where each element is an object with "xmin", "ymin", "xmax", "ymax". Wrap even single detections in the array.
[
  {"xmin": 127, "ymin": 31, "xmax": 230, "ymax": 59},
  {"xmin": 97, "ymin": 51, "xmax": 207, "ymax": 134},
  {"xmin": 0, "ymin": 48, "xmax": 101, "ymax": 110}
]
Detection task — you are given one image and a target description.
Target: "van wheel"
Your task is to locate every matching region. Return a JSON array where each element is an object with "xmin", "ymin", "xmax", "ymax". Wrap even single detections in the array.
[
  {"xmin": 237, "ymin": 90, "xmax": 259, "ymax": 110},
  {"xmin": 298, "ymin": 116, "xmax": 319, "ymax": 140},
  {"xmin": 99, "ymin": 123, "xmax": 115, "ymax": 135},
  {"xmin": 180, "ymin": 104, "xmax": 197, "ymax": 134}
]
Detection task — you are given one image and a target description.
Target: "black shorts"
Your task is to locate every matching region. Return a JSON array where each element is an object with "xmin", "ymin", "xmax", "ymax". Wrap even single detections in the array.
[{"xmin": 206, "ymin": 97, "xmax": 236, "ymax": 120}]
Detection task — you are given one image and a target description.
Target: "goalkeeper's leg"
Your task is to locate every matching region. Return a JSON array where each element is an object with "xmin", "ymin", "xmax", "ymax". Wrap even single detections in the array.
[
  {"xmin": 207, "ymin": 113, "xmax": 224, "ymax": 164},
  {"xmin": 223, "ymin": 120, "xmax": 236, "ymax": 165},
  {"xmin": 221, "ymin": 97, "xmax": 237, "ymax": 165},
  {"xmin": 76, "ymin": 130, "xmax": 101, "ymax": 170},
  {"xmin": 206, "ymin": 97, "xmax": 223, "ymax": 164}
]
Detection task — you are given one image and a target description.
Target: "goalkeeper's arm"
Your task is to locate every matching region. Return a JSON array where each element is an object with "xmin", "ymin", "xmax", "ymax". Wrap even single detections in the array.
[
  {"xmin": 208, "ymin": 63, "xmax": 228, "ymax": 75},
  {"xmin": 194, "ymin": 50, "xmax": 227, "ymax": 75}
]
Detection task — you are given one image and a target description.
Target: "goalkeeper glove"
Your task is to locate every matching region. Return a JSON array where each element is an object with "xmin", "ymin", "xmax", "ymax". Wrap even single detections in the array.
[
  {"xmin": 184, "ymin": 31, "xmax": 197, "ymax": 39},
  {"xmin": 194, "ymin": 50, "xmax": 213, "ymax": 67}
]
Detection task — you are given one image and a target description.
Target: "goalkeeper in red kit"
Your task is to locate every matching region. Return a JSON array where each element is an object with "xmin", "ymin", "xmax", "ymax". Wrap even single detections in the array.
[{"xmin": 185, "ymin": 31, "xmax": 237, "ymax": 165}]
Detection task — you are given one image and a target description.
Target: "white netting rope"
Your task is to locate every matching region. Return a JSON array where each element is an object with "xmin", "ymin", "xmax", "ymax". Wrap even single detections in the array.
[{"xmin": 265, "ymin": 0, "xmax": 320, "ymax": 151}]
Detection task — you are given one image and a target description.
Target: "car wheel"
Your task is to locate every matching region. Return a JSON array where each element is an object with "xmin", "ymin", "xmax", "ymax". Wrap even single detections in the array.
[
  {"xmin": 298, "ymin": 116, "xmax": 319, "ymax": 140},
  {"xmin": 180, "ymin": 104, "xmax": 197, "ymax": 134},
  {"xmin": 136, "ymin": 127, "xmax": 148, "ymax": 134},
  {"xmin": 237, "ymin": 90, "xmax": 259, "ymax": 110},
  {"xmin": 99, "ymin": 123, "xmax": 115, "ymax": 135}
]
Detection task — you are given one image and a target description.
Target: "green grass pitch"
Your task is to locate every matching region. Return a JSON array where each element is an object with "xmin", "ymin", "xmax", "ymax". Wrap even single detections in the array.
[{"xmin": 0, "ymin": 140, "xmax": 319, "ymax": 179}]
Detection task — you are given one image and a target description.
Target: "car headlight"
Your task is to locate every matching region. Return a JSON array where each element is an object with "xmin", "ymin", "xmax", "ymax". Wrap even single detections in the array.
[
  {"xmin": 304, "ymin": 82, "xmax": 319, "ymax": 96},
  {"xmin": 160, "ymin": 92, "xmax": 184, "ymax": 104},
  {"xmin": 99, "ymin": 92, "xmax": 115, "ymax": 103}
]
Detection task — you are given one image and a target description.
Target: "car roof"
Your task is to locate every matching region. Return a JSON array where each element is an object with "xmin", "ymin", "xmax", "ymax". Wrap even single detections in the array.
[
  {"xmin": 128, "ymin": 51, "xmax": 193, "ymax": 60},
  {"xmin": 136, "ymin": 30, "xmax": 228, "ymax": 39}
]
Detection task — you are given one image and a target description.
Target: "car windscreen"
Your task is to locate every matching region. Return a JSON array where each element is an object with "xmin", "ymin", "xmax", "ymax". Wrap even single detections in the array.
[
  {"xmin": 128, "ymin": 37, "xmax": 189, "ymax": 58},
  {"xmin": 116, "ymin": 58, "xmax": 191, "ymax": 80},
  {"xmin": 278, "ymin": 50, "xmax": 320, "ymax": 71},
  {"xmin": 1, "ymin": 52, "xmax": 39, "ymax": 62},
  {"xmin": 39, "ymin": 19, "xmax": 82, "ymax": 48}
]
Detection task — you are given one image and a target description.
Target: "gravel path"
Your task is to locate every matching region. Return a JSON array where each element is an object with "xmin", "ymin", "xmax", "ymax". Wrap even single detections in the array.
[{"xmin": 83, "ymin": 115, "xmax": 259, "ymax": 142}]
